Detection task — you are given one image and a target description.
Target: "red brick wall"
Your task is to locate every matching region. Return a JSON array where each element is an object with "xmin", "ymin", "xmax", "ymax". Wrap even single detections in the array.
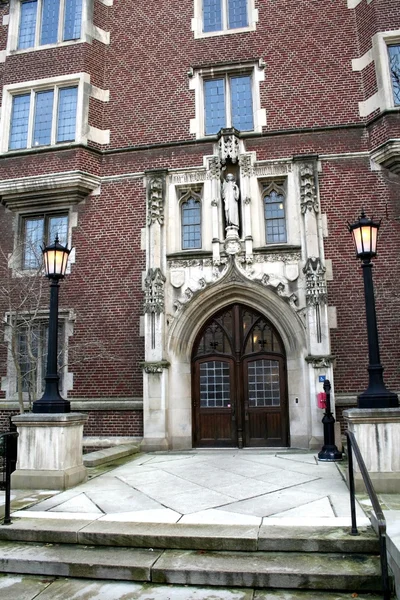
[{"xmin": 0, "ymin": 409, "xmax": 143, "ymax": 438}]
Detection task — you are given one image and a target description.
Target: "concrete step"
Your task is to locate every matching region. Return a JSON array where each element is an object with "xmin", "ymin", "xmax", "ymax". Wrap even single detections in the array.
[
  {"xmin": 82, "ymin": 443, "xmax": 139, "ymax": 467},
  {"xmin": 0, "ymin": 540, "xmax": 382, "ymax": 591},
  {"xmin": 0, "ymin": 519, "xmax": 380, "ymax": 554},
  {"xmin": 0, "ymin": 573, "xmax": 386, "ymax": 600}
]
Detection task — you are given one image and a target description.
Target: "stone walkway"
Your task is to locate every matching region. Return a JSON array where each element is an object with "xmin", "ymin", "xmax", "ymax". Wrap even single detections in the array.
[
  {"xmin": 9, "ymin": 450, "xmax": 369, "ymax": 525},
  {"xmin": 1, "ymin": 449, "xmax": 397, "ymax": 599}
]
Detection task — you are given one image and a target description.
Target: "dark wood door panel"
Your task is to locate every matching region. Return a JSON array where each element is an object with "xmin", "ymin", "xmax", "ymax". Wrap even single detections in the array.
[{"xmin": 192, "ymin": 304, "xmax": 289, "ymax": 448}]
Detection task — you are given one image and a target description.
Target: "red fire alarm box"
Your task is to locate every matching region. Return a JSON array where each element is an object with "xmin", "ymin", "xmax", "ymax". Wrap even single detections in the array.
[{"xmin": 317, "ymin": 392, "xmax": 327, "ymax": 409}]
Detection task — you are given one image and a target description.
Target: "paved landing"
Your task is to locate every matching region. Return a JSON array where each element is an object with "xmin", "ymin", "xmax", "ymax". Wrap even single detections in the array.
[{"xmin": 8, "ymin": 450, "xmax": 369, "ymax": 526}]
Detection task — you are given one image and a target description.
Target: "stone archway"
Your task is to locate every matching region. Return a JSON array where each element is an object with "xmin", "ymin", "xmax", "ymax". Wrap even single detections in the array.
[{"xmin": 166, "ymin": 279, "xmax": 309, "ymax": 450}]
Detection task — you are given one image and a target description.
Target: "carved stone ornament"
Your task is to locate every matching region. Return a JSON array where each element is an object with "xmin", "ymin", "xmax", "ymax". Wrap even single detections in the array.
[
  {"xmin": 253, "ymin": 163, "xmax": 292, "ymax": 177},
  {"xmin": 305, "ymin": 355, "xmax": 335, "ymax": 369},
  {"xmin": 147, "ymin": 174, "xmax": 165, "ymax": 225},
  {"xmin": 253, "ymin": 251, "xmax": 301, "ymax": 264},
  {"xmin": 171, "ymin": 171, "xmax": 207, "ymax": 184},
  {"xmin": 239, "ymin": 154, "xmax": 253, "ymax": 177},
  {"xmin": 244, "ymin": 196, "xmax": 251, "ymax": 205},
  {"xmin": 141, "ymin": 361, "xmax": 170, "ymax": 374},
  {"xmin": 299, "ymin": 164, "xmax": 319, "ymax": 214},
  {"xmin": 170, "ymin": 269, "xmax": 185, "ymax": 289},
  {"xmin": 224, "ymin": 238, "xmax": 242, "ymax": 255},
  {"xmin": 208, "ymin": 156, "xmax": 221, "ymax": 179},
  {"xmin": 303, "ymin": 257, "xmax": 327, "ymax": 306},
  {"xmin": 211, "ymin": 198, "xmax": 218, "ymax": 207},
  {"xmin": 218, "ymin": 129, "xmax": 240, "ymax": 164},
  {"xmin": 144, "ymin": 268, "xmax": 167, "ymax": 314}
]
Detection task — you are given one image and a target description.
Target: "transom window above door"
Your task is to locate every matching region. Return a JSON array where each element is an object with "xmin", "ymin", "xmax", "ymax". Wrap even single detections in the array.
[{"xmin": 17, "ymin": 0, "xmax": 82, "ymax": 50}]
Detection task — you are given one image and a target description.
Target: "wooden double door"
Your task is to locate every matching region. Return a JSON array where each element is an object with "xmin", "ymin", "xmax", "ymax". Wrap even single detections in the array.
[{"xmin": 192, "ymin": 304, "xmax": 289, "ymax": 448}]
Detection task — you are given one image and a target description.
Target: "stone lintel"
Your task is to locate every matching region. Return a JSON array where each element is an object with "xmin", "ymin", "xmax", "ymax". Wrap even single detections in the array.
[
  {"xmin": 12, "ymin": 412, "xmax": 88, "ymax": 428},
  {"xmin": 343, "ymin": 407, "xmax": 400, "ymax": 425}
]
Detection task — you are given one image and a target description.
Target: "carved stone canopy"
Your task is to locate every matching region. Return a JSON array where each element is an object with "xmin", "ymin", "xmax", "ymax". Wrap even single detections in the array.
[
  {"xmin": 303, "ymin": 257, "xmax": 327, "ymax": 306},
  {"xmin": 144, "ymin": 267, "xmax": 166, "ymax": 314},
  {"xmin": 217, "ymin": 128, "xmax": 240, "ymax": 164}
]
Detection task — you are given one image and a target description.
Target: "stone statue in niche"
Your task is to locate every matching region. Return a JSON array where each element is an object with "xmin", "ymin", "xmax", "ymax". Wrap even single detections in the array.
[{"xmin": 221, "ymin": 174, "xmax": 240, "ymax": 228}]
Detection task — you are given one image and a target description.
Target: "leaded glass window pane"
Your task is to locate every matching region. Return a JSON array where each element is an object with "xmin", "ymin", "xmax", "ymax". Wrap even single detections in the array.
[
  {"xmin": 388, "ymin": 44, "xmax": 400, "ymax": 106},
  {"xmin": 48, "ymin": 214, "xmax": 68, "ymax": 245},
  {"xmin": 18, "ymin": 0, "xmax": 38, "ymax": 49},
  {"xmin": 204, "ymin": 79, "xmax": 226, "ymax": 134},
  {"xmin": 200, "ymin": 361, "xmax": 231, "ymax": 407},
  {"xmin": 230, "ymin": 75, "xmax": 253, "ymax": 131},
  {"xmin": 248, "ymin": 359, "xmax": 280, "ymax": 407},
  {"xmin": 264, "ymin": 186, "xmax": 287, "ymax": 244},
  {"xmin": 203, "ymin": 0, "xmax": 222, "ymax": 33},
  {"xmin": 9, "ymin": 94, "xmax": 30, "ymax": 150},
  {"xmin": 182, "ymin": 197, "xmax": 201, "ymax": 249},
  {"xmin": 228, "ymin": 0, "xmax": 247, "ymax": 29},
  {"xmin": 40, "ymin": 0, "xmax": 60, "ymax": 45},
  {"xmin": 22, "ymin": 214, "xmax": 68, "ymax": 269},
  {"xmin": 33, "ymin": 90, "xmax": 54, "ymax": 146},
  {"xmin": 23, "ymin": 218, "xmax": 44, "ymax": 269},
  {"xmin": 63, "ymin": 0, "xmax": 82, "ymax": 40},
  {"xmin": 18, "ymin": 322, "xmax": 64, "ymax": 395},
  {"xmin": 57, "ymin": 87, "xmax": 78, "ymax": 142}
]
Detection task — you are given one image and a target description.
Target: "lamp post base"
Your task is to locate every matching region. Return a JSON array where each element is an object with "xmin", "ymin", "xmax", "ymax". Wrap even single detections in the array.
[
  {"xmin": 357, "ymin": 389, "xmax": 399, "ymax": 409},
  {"xmin": 318, "ymin": 445, "xmax": 343, "ymax": 462},
  {"xmin": 32, "ymin": 398, "xmax": 71, "ymax": 413}
]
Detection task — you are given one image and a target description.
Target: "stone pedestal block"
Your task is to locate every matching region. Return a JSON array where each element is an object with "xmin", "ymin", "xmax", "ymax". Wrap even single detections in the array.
[
  {"xmin": 343, "ymin": 408, "xmax": 400, "ymax": 493},
  {"xmin": 11, "ymin": 413, "xmax": 88, "ymax": 490}
]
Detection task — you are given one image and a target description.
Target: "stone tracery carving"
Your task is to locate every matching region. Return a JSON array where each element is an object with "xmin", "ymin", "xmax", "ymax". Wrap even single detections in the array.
[
  {"xmin": 299, "ymin": 164, "xmax": 319, "ymax": 214},
  {"xmin": 144, "ymin": 268, "xmax": 167, "ymax": 314},
  {"xmin": 147, "ymin": 174, "xmax": 165, "ymax": 225}
]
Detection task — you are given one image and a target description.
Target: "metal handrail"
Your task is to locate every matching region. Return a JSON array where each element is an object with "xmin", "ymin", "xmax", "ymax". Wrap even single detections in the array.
[
  {"xmin": 346, "ymin": 430, "xmax": 391, "ymax": 600},
  {"xmin": 0, "ymin": 431, "xmax": 19, "ymax": 525}
]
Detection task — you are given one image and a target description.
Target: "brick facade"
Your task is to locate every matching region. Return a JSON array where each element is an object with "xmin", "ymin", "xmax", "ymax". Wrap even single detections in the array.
[{"xmin": 0, "ymin": 0, "xmax": 399, "ymax": 443}]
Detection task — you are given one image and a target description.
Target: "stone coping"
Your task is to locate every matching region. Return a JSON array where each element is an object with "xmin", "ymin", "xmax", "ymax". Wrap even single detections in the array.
[
  {"xmin": 343, "ymin": 407, "xmax": 400, "ymax": 424},
  {"xmin": 12, "ymin": 413, "xmax": 88, "ymax": 427}
]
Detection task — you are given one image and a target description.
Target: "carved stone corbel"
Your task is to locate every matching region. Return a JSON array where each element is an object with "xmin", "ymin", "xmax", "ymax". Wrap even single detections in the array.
[{"xmin": 144, "ymin": 268, "xmax": 167, "ymax": 314}]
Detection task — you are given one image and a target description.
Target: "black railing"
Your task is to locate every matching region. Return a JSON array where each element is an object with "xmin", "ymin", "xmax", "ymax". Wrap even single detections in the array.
[
  {"xmin": 346, "ymin": 430, "xmax": 391, "ymax": 600},
  {"xmin": 0, "ymin": 431, "xmax": 19, "ymax": 525}
]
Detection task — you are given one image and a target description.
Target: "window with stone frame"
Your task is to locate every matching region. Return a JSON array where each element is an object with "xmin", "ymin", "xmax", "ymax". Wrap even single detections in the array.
[
  {"xmin": 203, "ymin": 0, "xmax": 248, "ymax": 33},
  {"xmin": 181, "ymin": 189, "xmax": 202, "ymax": 249},
  {"xmin": 388, "ymin": 44, "xmax": 400, "ymax": 106},
  {"xmin": 17, "ymin": 320, "xmax": 65, "ymax": 398},
  {"xmin": 9, "ymin": 85, "xmax": 78, "ymax": 150},
  {"xmin": 21, "ymin": 212, "xmax": 68, "ymax": 270},
  {"xmin": 204, "ymin": 73, "xmax": 254, "ymax": 135},
  {"xmin": 263, "ymin": 180, "xmax": 287, "ymax": 245},
  {"xmin": 17, "ymin": 0, "xmax": 82, "ymax": 50}
]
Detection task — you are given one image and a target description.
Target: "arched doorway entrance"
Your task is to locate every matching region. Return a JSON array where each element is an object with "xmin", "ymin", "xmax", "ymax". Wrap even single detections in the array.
[{"xmin": 192, "ymin": 303, "xmax": 289, "ymax": 448}]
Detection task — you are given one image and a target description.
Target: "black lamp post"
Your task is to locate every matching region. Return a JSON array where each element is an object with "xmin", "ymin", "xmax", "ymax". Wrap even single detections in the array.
[
  {"xmin": 32, "ymin": 236, "xmax": 71, "ymax": 414},
  {"xmin": 348, "ymin": 210, "xmax": 399, "ymax": 409}
]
